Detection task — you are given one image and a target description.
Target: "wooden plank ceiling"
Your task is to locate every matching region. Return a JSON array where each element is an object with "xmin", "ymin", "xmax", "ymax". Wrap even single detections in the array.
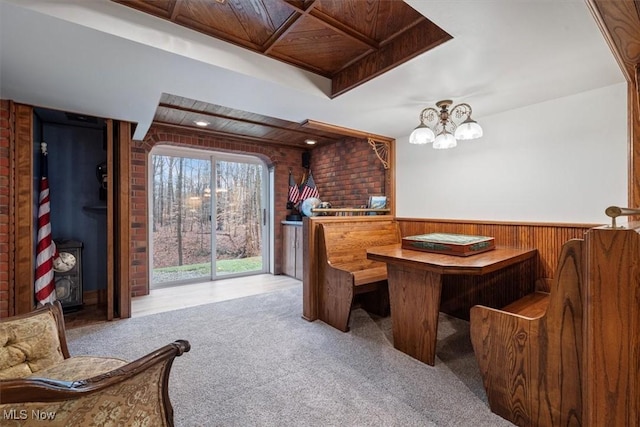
[
  {"xmin": 154, "ymin": 93, "xmax": 394, "ymax": 148},
  {"xmin": 111, "ymin": 0, "xmax": 451, "ymax": 97}
]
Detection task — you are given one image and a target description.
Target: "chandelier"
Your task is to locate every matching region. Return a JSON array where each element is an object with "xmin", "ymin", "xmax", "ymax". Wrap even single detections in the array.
[{"xmin": 409, "ymin": 100, "xmax": 483, "ymax": 149}]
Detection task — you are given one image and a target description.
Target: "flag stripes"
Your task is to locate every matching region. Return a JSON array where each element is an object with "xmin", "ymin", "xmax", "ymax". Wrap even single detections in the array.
[
  {"xmin": 288, "ymin": 170, "xmax": 300, "ymax": 204},
  {"xmin": 300, "ymin": 171, "xmax": 319, "ymax": 201},
  {"xmin": 35, "ymin": 145, "xmax": 57, "ymax": 305}
]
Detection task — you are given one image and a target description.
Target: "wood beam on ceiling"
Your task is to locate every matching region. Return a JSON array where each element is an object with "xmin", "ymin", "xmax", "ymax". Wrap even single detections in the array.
[
  {"xmin": 151, "ymin": 121, "xmax": 319, "ymax": 149},
  {"xmin": 307, "ymin": 9, "xmax": 379, "ymax": 50},
  {"xmin": 301, "ymin": 119, "xmax": 394, "ymax": 143},
  {"xmin": 156, "ymin": 102, "xmax": 345, "ymax": 142},
  {"xmin": 153, "ymin": 103, "xmax": 350, "ymax": 148},
  {"xmin": 283, "ymin": 0, "xmax": 319, "ymax": 16},
  {"xmin": 262, "ymin": 11, "xmax": 302, "ymax": 53},
  {"xmin": 264, "ymin": 0, "xmax": 317, "ymax": 55},
  {"xmin": 283, "ymin": 0, "xmax": 316, "ymax": 13}
]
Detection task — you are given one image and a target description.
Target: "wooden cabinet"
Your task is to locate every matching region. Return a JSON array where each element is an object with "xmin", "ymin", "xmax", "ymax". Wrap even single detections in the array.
[{"xmin": 282, "ymin": 223, "xmax": 303, "ymax": 279}]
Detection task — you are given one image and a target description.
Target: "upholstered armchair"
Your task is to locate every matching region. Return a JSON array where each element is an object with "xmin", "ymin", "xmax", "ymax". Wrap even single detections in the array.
[{"xmin": 0, "ymin": 301, "xmax": 190, "ymax": 426}]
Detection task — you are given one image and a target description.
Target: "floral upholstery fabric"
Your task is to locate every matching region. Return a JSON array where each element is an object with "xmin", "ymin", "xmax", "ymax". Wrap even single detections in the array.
[
  {"xmin": 0, "ymin": 363, "xmax": 169, "ymax": 427},
  {"xmin": 0, "ymin": 305, "xmax": 183, "ymax": 427},
  {"xmin": 0, "ymin": 310, "xmax": 64, "ymax": 379},
  {"xmin": 28, "ymin": 356, "xmax": 127, "ymax": 382}
]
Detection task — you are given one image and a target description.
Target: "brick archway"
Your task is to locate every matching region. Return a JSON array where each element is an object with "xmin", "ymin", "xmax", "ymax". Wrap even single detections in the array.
[{"xmin": 128, "ymin": 125, "xmax": 307, "ymax": 296}]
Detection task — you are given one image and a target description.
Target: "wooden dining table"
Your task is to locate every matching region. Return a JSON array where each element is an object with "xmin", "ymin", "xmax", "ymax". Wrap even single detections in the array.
[{"xmin": 366, "ymin": 244, "xmax": 537, "ymax": 366}]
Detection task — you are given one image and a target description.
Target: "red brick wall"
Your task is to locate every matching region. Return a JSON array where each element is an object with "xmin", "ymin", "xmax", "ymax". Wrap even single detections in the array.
[
  {"xmin": 130, "ymin": 124, "xmax": 309, "ymax": 296},
  {"xmin": 311, "ymin": 137, "xmax": 386, "ymax": 208},
  {"xmin": 0, "ymin": 101, "xmax": 11, "ymax": 318},
  {"xmin": 0, "ymin": 115, "xmax": 388, "ymax": 312}
]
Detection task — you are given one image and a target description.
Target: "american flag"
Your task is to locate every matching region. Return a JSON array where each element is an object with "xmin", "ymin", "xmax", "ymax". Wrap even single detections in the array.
[
  {"xmin": 300, "ymin": 171, "xmax": 320, "ymax": 201},
  {"xmin": 34, "ymin": 143, "xmax": 57, "ymax": 305},
  {"xmin": 288, "ymin": 170, "xmax": 300, "ymax": 204}
]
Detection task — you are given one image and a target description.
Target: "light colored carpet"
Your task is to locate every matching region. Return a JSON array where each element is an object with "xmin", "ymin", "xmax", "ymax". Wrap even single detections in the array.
[{"xmin": 66, "ymin": 285, "xmax": 514, "ymax": 427}]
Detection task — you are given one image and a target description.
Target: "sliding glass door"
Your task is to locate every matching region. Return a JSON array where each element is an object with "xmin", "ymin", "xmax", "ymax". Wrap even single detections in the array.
[
  {"xmin": 213, "ymin": 158, "xmax": 265, "ymax": 277},
  {"xmin": 150, "ymin": 148, "xmax": 268, "ymax": 288}
]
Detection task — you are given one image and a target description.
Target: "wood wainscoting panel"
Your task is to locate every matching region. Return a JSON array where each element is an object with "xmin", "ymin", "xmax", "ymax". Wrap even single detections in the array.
[
  {"xmin": 440, "ymin": 256, "xmax": 536, "ymax": 320},
  {"xmin": 396, "ymin": 218, "xmax": 596, "ymax": 320},
  {"xmin": 396, "ymin": 218, "xmax": 596, "ymax": 292},
  {"xmin": 304, "ymin": 217, "xmax": 596, "ymax": 322}
]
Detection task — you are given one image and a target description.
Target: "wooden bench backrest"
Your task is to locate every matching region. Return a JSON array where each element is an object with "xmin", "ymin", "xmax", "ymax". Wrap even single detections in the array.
[
  {"xmin": 536, "ymin": 238, "xmax": 584, "ymax": 425},
  {"xmin": 546, "ymin": 239, "xmax": 584, "ymax": 322},
  {"xmin": 319, "ymin": 221, "xmax": 401, "ymax": 265},
  {"xmin": 471, "ymin": 238, "xmax": 584, "ymax": 426}
]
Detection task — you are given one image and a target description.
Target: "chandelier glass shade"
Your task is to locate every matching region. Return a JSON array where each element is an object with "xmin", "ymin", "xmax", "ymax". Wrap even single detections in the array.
[
  {"xmin": 410, "ymin": 100, "xmax": 483, "ymax": 149},
  {"xmin": 408, "ymin": 123, "xmax": 435, "ymax": 145}
]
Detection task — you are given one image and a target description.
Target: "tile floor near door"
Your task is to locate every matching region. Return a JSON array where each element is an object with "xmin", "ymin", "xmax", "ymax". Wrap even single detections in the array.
[{"xmin": 132, "ymin": 274, "xmax": 301, "ymax": 317}]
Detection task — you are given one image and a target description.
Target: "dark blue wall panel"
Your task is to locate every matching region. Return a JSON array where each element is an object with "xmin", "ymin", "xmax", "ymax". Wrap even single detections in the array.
[{"xmin": 44, "ymin": 124, "xmax": 107, "ymax": 292}]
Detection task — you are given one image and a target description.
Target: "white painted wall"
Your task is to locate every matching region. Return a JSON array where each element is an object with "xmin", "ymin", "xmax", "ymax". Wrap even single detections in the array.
[{"xmin": 396, "ymin": 83, "xmax": 627, "ymax": 224}]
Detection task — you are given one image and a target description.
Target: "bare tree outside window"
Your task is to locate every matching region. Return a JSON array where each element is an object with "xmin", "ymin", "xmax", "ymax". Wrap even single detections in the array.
[{"xmin": 151, "ymin": 154, "xmax": 264, "ymax": 285}]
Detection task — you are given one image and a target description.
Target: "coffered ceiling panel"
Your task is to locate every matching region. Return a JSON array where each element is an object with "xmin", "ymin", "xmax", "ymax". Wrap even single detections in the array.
[
  {"xmin": 111, "ymin": 0, "xmax": 452, "ymax": 97},
  {"xmin": 312, "ymin": 0, "xmax": 422, "ymax": 40},
  {"xmin": 269, "ymin": 15, "xmax": 372, "ymax": 75},
  {"xmin": 175, "ymin": 0, "xmax": 294, "ymax": 49}
]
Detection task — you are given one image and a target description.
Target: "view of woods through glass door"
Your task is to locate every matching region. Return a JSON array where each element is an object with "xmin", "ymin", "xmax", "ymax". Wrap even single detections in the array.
[{"xmin": 151, "ymin": 149, "xmax": 267, "ymax": 287}]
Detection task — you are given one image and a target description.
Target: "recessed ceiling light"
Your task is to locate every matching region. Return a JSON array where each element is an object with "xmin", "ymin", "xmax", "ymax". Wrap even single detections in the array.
[
  {"xmin": 305, "ymin": 139, "xmax": 317, "ymax": 145},
  {"xmin": 194, "ymin": 120, "xmax": 210, "ymax": 127}
]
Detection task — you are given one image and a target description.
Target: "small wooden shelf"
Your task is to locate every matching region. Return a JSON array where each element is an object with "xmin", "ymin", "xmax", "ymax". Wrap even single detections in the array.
[
  {"xmin": 82, "ymin": 205, "xmax": 107, "ymax": 212},
  {"xmin": 311, "ymin": 208, "xmax": 391, "ymax": 216}
]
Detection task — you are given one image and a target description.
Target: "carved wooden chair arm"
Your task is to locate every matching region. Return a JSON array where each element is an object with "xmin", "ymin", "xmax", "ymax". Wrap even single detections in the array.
[{"xmin": 0, "ymin": 339, "xmax": 190, "ymax": 404}]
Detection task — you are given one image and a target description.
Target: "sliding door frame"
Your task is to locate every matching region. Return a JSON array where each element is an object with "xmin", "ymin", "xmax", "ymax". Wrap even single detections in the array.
[{"xmin": 149, "ymin": 145, "xmax": 270, "ymax": 287}]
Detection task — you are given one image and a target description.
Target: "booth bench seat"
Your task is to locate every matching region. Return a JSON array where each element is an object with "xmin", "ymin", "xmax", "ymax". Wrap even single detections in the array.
[
  {"xmin": 470, "ymin": 239, "xmax": 584, "ymax": 427},
  {"xmin": 317, "ymin": 220, "xmax": 401, "ymax": 332}
]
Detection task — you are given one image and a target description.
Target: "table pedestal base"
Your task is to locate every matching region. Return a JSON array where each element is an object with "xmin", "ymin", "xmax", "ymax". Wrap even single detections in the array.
[{"xmin": 387, "ymin": 264, "xmax": 442, "ymax": 366}]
